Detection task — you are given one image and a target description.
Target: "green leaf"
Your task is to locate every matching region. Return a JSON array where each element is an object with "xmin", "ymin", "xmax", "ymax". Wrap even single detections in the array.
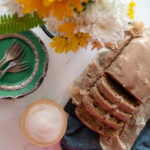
[{"xmin": 0, "ymin": 12, "xmax": 45, "ymax": 35}]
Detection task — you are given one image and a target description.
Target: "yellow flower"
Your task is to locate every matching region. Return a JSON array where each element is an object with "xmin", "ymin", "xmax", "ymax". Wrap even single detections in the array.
[
  {"xmin": 16, "ymin": 0, "xmax": 88, "ymax": 20},
  {"xmin": 128, "ymin": 0, "xmax": 136, "ymax": 20},
  {"xmin": 50, "ymin": 33, "xmax": 90, "ymax": 53}
]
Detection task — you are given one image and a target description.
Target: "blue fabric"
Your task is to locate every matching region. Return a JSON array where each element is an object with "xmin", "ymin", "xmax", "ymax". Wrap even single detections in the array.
[
  {"xmin": 132, "ymin": 119, "xmax": 150, "ymax": 150},
  {"xmin": 61, "ymin": 99, "xmax": 102, "ymax": 150},
  {"xmin": 61, "ymin": 116, "xmax": 102, "ymax": 150},
  {"xmin": 61, "ymin": 99, "xmax": 150, "ymax": 150}
]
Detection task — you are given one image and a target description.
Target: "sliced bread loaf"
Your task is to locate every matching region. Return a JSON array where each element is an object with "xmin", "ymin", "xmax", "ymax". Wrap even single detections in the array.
[
  {"xmin": 83, "ymin": 96, "xmax": 124, "ymax": 129},
  {"xmin": 90, "ymin": 86, "xmax": 132, "ymax": 122},
  {"xmin": 75, "ymin": 102, "xmax": 118, "ymax": 136},
  {"xmin": 90, "ymin": 86, "xmax": 114, "ymax": 112},
  {"xmin": 106, "ymin": 36, "xmax": 150, "ymax": 104},
  {"xmin": 98, "ymin": 76, "xmax": 140, "ymax": 114}
]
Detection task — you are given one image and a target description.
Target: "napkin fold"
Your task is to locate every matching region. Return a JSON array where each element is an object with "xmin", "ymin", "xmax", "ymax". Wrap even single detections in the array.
[
  {"xmin": 61, "ymin": 99, "xmax": 150, "ymax": 150},
  {"xmin": 61, "ymin": 100, "xmax": 102, "ymax": 150},
  {"xmin": 132, "ymin": 119, "xmax": 150, "ymax": 150}
]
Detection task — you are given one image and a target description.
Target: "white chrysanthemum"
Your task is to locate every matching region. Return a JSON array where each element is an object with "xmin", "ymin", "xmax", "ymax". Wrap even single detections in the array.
[
  {"xmin": 45, "ymin": 15, "xmax": 67, "ymax": 36},
  {"xmin": 0, "ymin": 0, "xmax": 23, "ymax": 17},
  {"xmin": 74, "ymin": 0, "xmax": 130, "ymax": 43},
  {"xmin": 46, "ymin": 0, "xmax": 131, "ymax": 44}
]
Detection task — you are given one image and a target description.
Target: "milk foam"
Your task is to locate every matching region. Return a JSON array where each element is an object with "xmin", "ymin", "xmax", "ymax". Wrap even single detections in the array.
[{"xmin": 26, "ymin": 104, "xmax": 64, "ymax": 143}]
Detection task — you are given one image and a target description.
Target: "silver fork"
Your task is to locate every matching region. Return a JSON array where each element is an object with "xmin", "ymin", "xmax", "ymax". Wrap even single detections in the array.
[
  {"xmin": 0, "ymin": 41, "xmax": 24, "ymax": 70},
  {"xmin": 0, "ymin": 61, "xmax": 29, "ymax": 79},
  {"xmin": 0, "ymin": 41, "xmax": 17, "ymax": 64},
  {"xmin": 8, "ymin": 62, "xmax": 29, "ymax": 73},
  {"xmin": 7, "ymin": 52, "xmax": 27, "ymax": 73}
]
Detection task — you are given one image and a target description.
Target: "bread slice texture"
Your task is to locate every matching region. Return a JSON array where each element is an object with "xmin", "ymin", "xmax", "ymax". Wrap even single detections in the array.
[
  {"xmin": 75, "ymin": 102, "xmax": 118, "ymax": 136},
  {"xmin": 90, "ymin": 86, "xmax": 114, "ymax": 112},
  {"xmin": 98, "ymin": 76, "xmax": 140, "ymax": 114},
  {"xmin": 90, "ymin": 86, "xmax": 132, "ymax": 122},
  {"xmin": 83, "ymin": 96, "xmax": 124, "ymax": 129}
]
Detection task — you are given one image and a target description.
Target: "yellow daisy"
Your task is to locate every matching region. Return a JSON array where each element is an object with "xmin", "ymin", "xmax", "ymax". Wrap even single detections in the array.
[{"xmin": 50, "ymin": 33, "xmax": 90, "ymax": 53}]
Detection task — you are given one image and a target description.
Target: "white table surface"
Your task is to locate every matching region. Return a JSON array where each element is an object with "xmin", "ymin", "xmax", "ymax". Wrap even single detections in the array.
[{"xmin": 0, "ymin": 0, "xmax": 150, "ymax": 150}]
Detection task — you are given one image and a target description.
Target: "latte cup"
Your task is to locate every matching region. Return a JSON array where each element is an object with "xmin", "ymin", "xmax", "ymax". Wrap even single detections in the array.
[{"xmin": 20, "ymin": 99, "xmax": 67, "ymax": 147}]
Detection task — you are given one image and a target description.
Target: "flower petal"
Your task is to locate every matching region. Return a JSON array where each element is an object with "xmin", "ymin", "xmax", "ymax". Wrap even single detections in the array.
[
  {"xmin": 70, "ymin": 0, "xmax": 83, "ymax": 12},
  {"xmin": 64, "ymin": 0, "xmax": 73, "ymax": 17},
  {"xmin": 59, "ymin": 23, "xmax": 76, "ymax": 33}
]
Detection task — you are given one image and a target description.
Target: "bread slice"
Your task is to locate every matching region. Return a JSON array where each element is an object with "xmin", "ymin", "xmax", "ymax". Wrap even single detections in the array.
[
  {"xmin": 90, "ymin": 86, "xmax": 132, "ymax": 122},
  {"xmin": 75, "ymin": 102, "xmax": 118, "ymax": 136},
  {"xmin": 90, "ymin": 86, "xmax": 116, "ymax": 112},
  {"xmin": 98, "ymin": 76, "xmax": 140, "ymax": 114},
  {"xmin": 83, "ymin": 96, "xmax": 124, "ymax": 129}
]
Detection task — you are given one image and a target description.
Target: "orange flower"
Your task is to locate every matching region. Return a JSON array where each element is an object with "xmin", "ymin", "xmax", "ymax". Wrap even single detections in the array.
[
  {"xmin": 70, "ymin": 0, "xmax": 82, "ymax": 12},
  {"xmin": 50, "ymin": 0, "xmax": 73, "ymax": 20},
  {"xmin": 16, "ymin": 0, "xmax": 88, "ymax": 20},
  {"xmin": 16, "ymin": 0, "xmax": 50, "ymax": 17},
  {"xmin": 91, "ymin": 40, "xmax": 103, "ymax": 50},
  {"xmin": 91, "ymin": 41, "xmax": 114, "ymax": 51},
  {"xmin": 58, "ymin": 23, "xmax": 76, "ymax": 33}
]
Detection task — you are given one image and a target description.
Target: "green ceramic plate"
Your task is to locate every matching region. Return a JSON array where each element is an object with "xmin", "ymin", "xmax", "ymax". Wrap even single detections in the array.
[{"xmin": 0, "ymin": 31, "xmax": 48, "ymax": 99}]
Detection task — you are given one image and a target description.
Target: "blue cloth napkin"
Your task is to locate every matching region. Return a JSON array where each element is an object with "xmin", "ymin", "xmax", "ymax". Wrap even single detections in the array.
[
  {"xmin": 132, "ymin": 119, "xmax": 150, "ymax": 150},
  {"xmin": 61, "ymin": 100, "xmax": 102, "ymax": 150},
  {"xmin": 61, "ymin": 99, "xmax": 150, "ymax": 150}
]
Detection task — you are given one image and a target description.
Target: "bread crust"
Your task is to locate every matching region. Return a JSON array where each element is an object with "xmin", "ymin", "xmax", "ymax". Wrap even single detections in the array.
[
  {"xmin": 90, "ymin": 86, "xmax": 132, "ymax": 122},
  {"xmin": 83, "ymin": 96, "xmax": 124, "ymax": 129}
]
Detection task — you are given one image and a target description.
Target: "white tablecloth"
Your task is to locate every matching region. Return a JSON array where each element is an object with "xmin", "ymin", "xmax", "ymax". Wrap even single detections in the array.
[{"xmin": 0, "ymin": 0, "xmax": 150, "ymax": 149}]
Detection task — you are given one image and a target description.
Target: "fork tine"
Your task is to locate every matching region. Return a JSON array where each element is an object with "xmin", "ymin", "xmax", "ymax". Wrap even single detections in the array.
[
  {"xmin": 15, "ymin": 67, "xmax": 29, "ymax": 72},
  {"xmin": 14, "ymin": 62, "xmax": 28, "ymax": 69},
  {"xmin": 14, "ymin": 43, "xmax": 22, "ymax": 53},
  {"xmin": 19, "ymin": 64, "xmax": 28, "ymax": 69},
  {"xmin": 5, "ymin": 41, "xmax": 17, "ymax": 56},
  {"xmin": 17, "ymin": 51, "xmax": 25, "ymax": 62},
  {"xmin": 18, "ymin": 61, "xmax": 28, "ymax": 65},
  {"xmin": 13, "ymin": 42, "xmax": 21, "ymax": 49},
  {"xmin": 20, "ymin": 66, "xmax": 29, "ymax": 71},
  {"xmin": 10, "ymin": 42, "xmax": 22, "ymax": 55},
  {"xmin": 18, "ymin": 64, "xmax": 29, "ymax": 71},
  {"xmin": 9, "ymin": 41, "xmax": 17, "ymax": 49},
  {"xmin": 8, "ymin": 65, "xmax": 29, "ymax": 73},
  {"xmin": 6, "ymin": 41, "xmax": 17, "ymax": 53},
  {"xmin": 15, "ymin": 47, "xmax": 24, "ymax": 57},
  {"xmin": 17, "ymin": 48, "xmax": 24, "ymax": 58},
  {"xmin": 23, "ymin": 66, "xmax": 29, "ymax": 70},
  {"xmin": 20, "ymin": 66, "xmax": 29, "ymax": 70},
  {"xmin": 19, "ymin": 63, "xmax": 28, "ymax": 67}
]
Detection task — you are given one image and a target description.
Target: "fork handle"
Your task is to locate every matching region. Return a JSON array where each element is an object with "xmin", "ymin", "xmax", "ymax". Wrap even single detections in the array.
[
  {"xmin": 0, "ymin": 69, "xmax": 8, "ymax": 79},
  {"xmin": 0, "ymin": 58, "xmax": 5, "ymax": 64},
  {"xmin": 0, "ymin": 58, "xmax": 7, "ymax": 70},
  {"xmin": 0, "ymin": 63, "xmax": 14, "ymax": 79}
]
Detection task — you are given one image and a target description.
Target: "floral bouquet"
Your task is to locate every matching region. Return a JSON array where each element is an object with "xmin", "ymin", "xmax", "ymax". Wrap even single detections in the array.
[{"xmin": 0, "ymin": 0, "xmax": 136, "ymax": 53}]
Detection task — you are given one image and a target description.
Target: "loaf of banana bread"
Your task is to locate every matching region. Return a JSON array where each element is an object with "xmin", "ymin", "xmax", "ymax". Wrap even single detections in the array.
[{"xmin": 70, "ymin": 23, "xmax": 150, "ymax": 150}]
